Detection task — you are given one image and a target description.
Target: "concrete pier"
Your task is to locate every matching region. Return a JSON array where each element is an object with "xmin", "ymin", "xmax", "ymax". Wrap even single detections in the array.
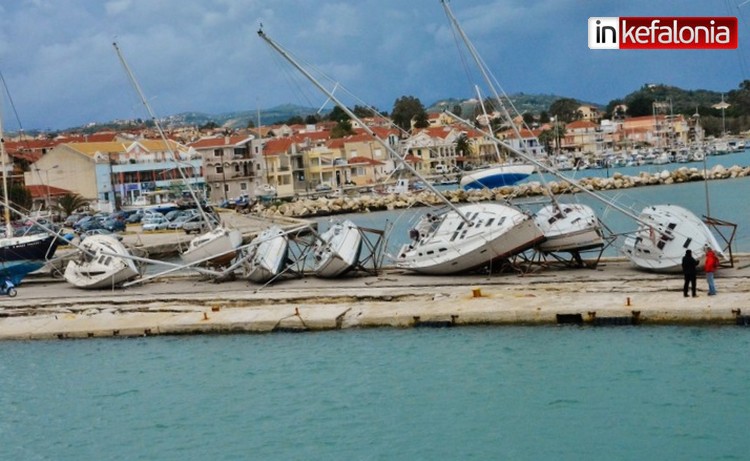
[{"xmin": 2, "ymin": 257, "xmax": 749, "ymax": 340}]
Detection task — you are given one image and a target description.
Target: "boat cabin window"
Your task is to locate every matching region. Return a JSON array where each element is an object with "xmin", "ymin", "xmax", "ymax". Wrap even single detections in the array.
[
  {"xmin": 668, "ymin": 223, "xmax": 677, "ymax": 230},
  {"xmin": 683, "ymin": 238, "xmax": 692, "ymax": 248},
  {"xmin": 485, "ymin": 218, "xmax": 495, "ymax": 227}
]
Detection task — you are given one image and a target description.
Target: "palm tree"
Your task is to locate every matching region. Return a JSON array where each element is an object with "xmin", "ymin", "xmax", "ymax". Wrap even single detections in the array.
[{"xmin": 55, "ymin": 193, "xmax": 89, "ymax": 218}]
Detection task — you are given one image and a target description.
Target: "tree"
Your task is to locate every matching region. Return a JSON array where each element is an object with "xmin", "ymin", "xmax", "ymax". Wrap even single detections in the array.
[
  {"xmin": 328, "ymin": 106, "xmax": 350, "ymax": 123},
  {"xmin": 1, "ymin": 183, "xmax": 33, "ymax": 214},
  {"xmin": 455, "ymin": 133, "xmax": 471, "ymax": 157},
  {"xmin": 538, "ymin": 111, "xmax": 550, "ymax": 124},
  {"xmin": 55, "ymin": 193, "xmax": 89, "ymax": 217},
  {"xmin": 282, "ymin": 115, "xmax": 304, "ymax": 125},
  {"xmin": 246, "ymin": 119, "xmax": 255, "ymax": 129},
  {"xmin": 199, "ymin": 121, "xmax": 218, "ymax": 130},
  {"xmin": 330, "ymin": 119, "xmax": 354, "ymax": 138},
  {"xmin": 452, "ymin": 104, "xmax": 462, "ymax": 118},
  {"xmin": 304, "ymin": 114, "xmax": 319, "ymax": 124},
  {"xmin": 625, "ymin": 94, "xmax": 655, "ymax": 117},
  {"xmin": 391, "ymin": 96, "xmax": 428, "ymax": 132},
  {"xmin": 522, "ymin": 112, "xmax": 535, "ymax": 126},
  {"xmin": 353, "ymin": 105, "xmax": 376, "ymax": 118},
  {"xmin": 548, "ymin": 98, "xmax": 580, "ymax": 123}
]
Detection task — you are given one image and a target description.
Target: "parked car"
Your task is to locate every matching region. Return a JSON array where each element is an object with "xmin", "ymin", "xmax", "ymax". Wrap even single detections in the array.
[
  {"xmin": 102, "ymin": 218, "xmax": 126, "ymax": 232},
  {"xmin": 167, "ymin": 213, "xmax": 193, "ymax": 230},
  {"xmin": 182, "ymin": 214, "xmax": 219, "ymax": 234},
  {"xmin": 142, "ymin": 215, "xmax": 170, "ymax": 232},
  {"xmin": 80, "ymin": 228, "xmax": 123, "ymax": 241}
]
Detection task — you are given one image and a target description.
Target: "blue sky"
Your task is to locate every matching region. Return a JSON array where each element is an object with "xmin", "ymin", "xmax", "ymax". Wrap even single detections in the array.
[{"xmin": 0, "ymin": 0, "xmax": 748, "ymax": 131}]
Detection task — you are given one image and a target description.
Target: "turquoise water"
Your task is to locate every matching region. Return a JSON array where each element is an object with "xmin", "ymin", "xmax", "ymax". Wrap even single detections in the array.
[{"xmin": 2, "ymin": 328, "xmax": 748, "ymax": 460}]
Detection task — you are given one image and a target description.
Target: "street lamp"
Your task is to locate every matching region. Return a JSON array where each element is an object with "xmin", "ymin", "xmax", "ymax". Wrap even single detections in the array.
[{"xmin": 34, "ymin": 164, "xmax": 59, "ymax": 210}]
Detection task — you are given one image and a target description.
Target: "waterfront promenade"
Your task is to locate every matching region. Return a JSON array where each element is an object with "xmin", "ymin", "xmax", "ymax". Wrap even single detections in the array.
[{"xmin": 2, "ymin": 257, "xmax": 749, "ymax": 340}]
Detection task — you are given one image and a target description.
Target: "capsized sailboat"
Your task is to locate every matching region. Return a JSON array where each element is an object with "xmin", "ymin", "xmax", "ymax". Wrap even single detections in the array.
[
  {"xmin": 396, "ymin": 203, "xmax": 544, "ymax": 274},
  {"xmin": 245, "ymin": 226, "xmax": 290, "ymax": 283},
  {"xmin": 440, "ymin": 0, "xmax": 605, "ymax": 258},
  {"xmin": 258, "ymin": 28, "xmax": 545, "ymax": 275},
  {"xmin": 63, "ymin": 234, "xmax": 140, "ymax": 289},
  {"xmin": 620, "ymin": 204, "xmax": 725, "ymax": 273},
  {"xmin": 313, "ymin": 219, "xmax": 362, "ymax": 278},
  {"xmin": 534, "ymin": 203, "xmax": 605, "ymax": 253}
]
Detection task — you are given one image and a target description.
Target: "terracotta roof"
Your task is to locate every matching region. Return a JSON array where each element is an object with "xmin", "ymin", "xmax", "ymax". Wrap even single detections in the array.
[
  {"xmin": 348, "ymin": 156, "xmax": 385, "ymax": 166},
  {"xmin": 27, "ymin": 184, "xmax": 72, "ymax": 199},
  {"xmin": 566, "ymin": 120, "xmax": 598, "ymax": 129},
  {"xmin": 263, "ymin": 138, "xmax": 293, "ymax": 155},
  {"xmin": 188, "ymin": 135, "xmax": 253, "ymax": 149}
]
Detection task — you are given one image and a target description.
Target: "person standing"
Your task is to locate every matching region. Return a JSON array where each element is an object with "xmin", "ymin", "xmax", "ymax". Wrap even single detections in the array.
[
  {"xmin": 682, "ymin": 249, "xmax": 698, "ymax": 298},
  {"xmin": 704, "ymin": 247, "xmax": 718, "ymax": 296}
]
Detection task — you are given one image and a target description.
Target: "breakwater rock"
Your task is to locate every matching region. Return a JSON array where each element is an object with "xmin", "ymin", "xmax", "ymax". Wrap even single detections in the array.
[{"xmin": 251, "ymin": 164, "xmax": 750, "ymax": 218}]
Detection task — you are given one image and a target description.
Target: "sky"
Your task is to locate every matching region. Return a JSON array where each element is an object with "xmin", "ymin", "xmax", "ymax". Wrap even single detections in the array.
[{"xmin": 0, "ymin": 0, "xmax": 748, "ymax": 131}]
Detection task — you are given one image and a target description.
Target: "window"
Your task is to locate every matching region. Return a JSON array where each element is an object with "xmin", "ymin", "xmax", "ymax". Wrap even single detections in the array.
[
  {"xmin": 234, "ymin": 164, "xmax": 240, "ymax": 173},
  {"xmin": 224, "ymin": 184, "xmax": 230, "ymax": 193},
  {"xmin": 240, "ymin": 183, "xmax": 248, "ymax": 191},
  {"xmin": 213, "ymin": 149, "xmax": 223, "ymax": 157}
]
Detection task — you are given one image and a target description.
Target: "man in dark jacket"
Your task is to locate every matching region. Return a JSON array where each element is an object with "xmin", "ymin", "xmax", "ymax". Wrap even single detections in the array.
[{"xmin": 682, "ymin": 249, "xmax": 698, "ymax": 297}]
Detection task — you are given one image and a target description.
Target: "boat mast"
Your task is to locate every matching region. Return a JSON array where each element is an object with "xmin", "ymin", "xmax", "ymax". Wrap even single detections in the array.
[
  {"xmin": 0, "ymin": 95, "xmax": 13, "ymax": 237},
  {"xmin": 257, "ymin": 28, "xmax": 472, "ymax": 223},
  {"xmin": 112, "ymin": 42, "xmax": 213, "ymax": 227}
]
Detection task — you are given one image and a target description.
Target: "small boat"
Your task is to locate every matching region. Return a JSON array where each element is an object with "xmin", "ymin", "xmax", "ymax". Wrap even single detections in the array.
[
  {"xmin": 0, "ymin": 232, "xmax": 59, "ymax": 285},
  {"xmin": 313, "ymin": 220, "xmax": 362, "ymax": 278},
  {"xmin": 459, "ymin": 163, "xmax": 534, "ymax": 190},
  {"xmin": 180, "ymin": 225, "xmax": 243, "ymax": 267},
  {"xmin": 245, "ymin": 226, "xmax": 290, "ymax": 283},
  {"xmin": 620, "ymin": 204, "xmax": 725, "ymax": 273},
  {"xmin": 395, "ymin": 203, "xmax": 545, "ymax": 274},
  {"xmin": 534, "ymin": 204, "xmax": 605, "ymax": 253},
  {"xmin": 63, "ymin": 234, "xmax": 140, "ymax": 289},
  {"xmin": 255, "ymin": 183, "xmax": 277, "ymax": 200}
]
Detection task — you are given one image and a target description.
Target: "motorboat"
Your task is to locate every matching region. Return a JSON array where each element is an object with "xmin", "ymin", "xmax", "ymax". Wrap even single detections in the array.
[
  {"xmin": 63, "ymin": 235, "xmax": 140, "ymax": 289},
  {"xmin": 534, "ymin": 203, "xmax": 605, "ymax": 253},
  {"xmin": 620, "ymin": 204, "xmax": 725, "ymax": 273},
  {"xmin": 313, "ymin": 220, "xmax": 362, "ymax": 278},
  {"xmin": 180, "ymin": 225, "xmax": 243, "ymax": 267},
  {"xmin": 245, "ymin": 226, "xmax": 290, "ymax": 283},
  {"xmin": 395, "ymin": 203, "xmax": 545, "ymax": 274},
  {"xmin": 459, "ymin": 163, "xmax": 534, "ymax": 190}
]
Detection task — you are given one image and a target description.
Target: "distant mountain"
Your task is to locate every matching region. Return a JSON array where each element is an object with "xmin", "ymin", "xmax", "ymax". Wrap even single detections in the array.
[
  {"xmin": 165, "ymin": 104, "xmax": 320, "ymax": 129},
  {"xmin": 426, "ymin": 93, "xmax": 601, "ymax": 116}
]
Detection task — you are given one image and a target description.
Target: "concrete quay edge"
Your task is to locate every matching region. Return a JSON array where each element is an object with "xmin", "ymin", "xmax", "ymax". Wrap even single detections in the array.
[{"xmin": 2, "ymin": 257, "xmax": 750, "ymax": 340}]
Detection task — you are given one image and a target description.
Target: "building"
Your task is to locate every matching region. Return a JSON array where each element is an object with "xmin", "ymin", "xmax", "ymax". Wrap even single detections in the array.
[
  {"xmin": 189, "ymin": 135, "xmax": 257, "ymax": 204},
  {"xmin": 25, "ymin": 139, "xmax": 203, "ymax": 212}
]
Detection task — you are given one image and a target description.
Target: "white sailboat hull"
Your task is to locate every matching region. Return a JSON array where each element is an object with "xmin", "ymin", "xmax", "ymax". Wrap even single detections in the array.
[
  {"xmin": 246, "ymin": 226, "xmax": 289, "ymax": 283},
  {"xmin": 314, "ymin": 220, "xmax": 363, "ymax": 278},
  {"xmin": 64, "ymin": 235, "xmax": 140, "ymax": 289},
  {"xmin": 395, "ymin": 203, "xmax": 545, "ymax": 275},
  {"xmin": 181, "ymin": 226, "xmax": 243, "ymax": 266},
  {"xmin": 620, "ymin": 204, "xmax": 724, "ymax": 273},
  {"xmin": 535, "ymin": 204, "xmax": 605, "ymax": 253}
]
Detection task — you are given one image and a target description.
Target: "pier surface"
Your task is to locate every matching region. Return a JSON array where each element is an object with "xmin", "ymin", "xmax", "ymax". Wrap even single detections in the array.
[{"xmin": 2, "ymin": 257, "xmax": 750, "ymax": 340}]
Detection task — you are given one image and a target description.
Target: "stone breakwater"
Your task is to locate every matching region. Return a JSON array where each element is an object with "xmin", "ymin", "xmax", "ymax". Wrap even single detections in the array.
[{"xmin": 252, "ymin": 164, "xmax": 750, "ymax": 218}]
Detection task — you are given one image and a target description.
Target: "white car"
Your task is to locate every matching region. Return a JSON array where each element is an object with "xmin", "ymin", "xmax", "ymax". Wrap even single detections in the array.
[{"xmin": 142, "ymin": 215, "xmax": 170, "ymax": 232}]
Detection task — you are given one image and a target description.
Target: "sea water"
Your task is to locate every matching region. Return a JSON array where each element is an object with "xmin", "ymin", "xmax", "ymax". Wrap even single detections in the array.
[{"xmin": 1, "ymin": 327, "xmax": 748, "ymax": 460}]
